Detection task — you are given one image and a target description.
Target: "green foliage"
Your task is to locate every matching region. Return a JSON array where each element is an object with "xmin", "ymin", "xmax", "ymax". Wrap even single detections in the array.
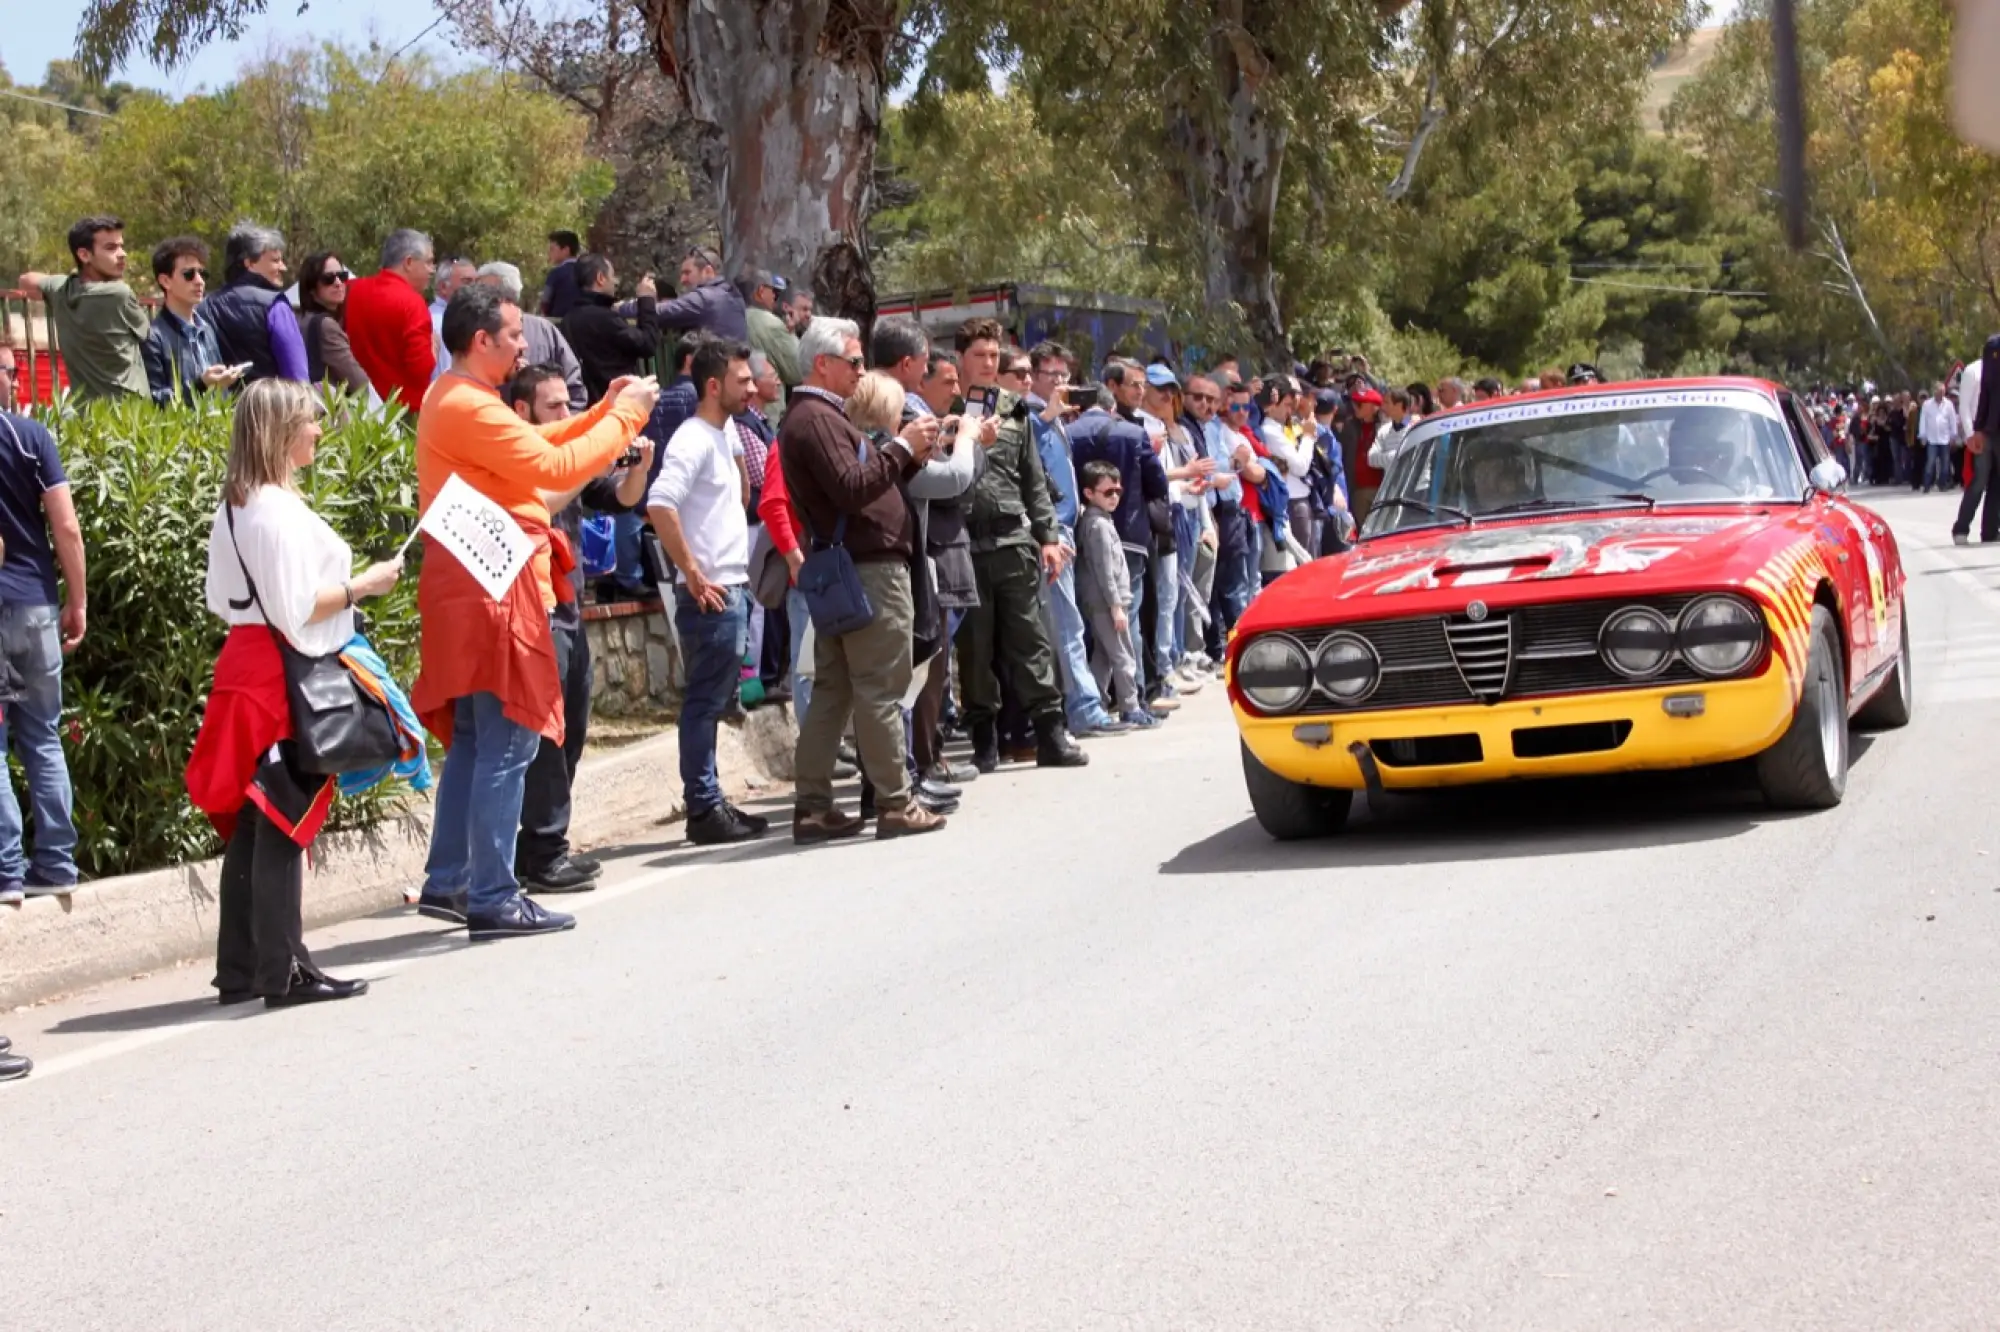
[
  {"xmin": 54, "ymin": 393, "xmax": 422, "ymax": 877},
  {"xmin": 45, "ymin": 45, "xmax": 612, "ymax": 290}
]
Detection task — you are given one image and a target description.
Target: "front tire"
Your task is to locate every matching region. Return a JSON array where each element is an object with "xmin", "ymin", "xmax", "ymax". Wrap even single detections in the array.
[
  {"xmin": 1243, "ymin": 741, "xmax": 1354, "ymax": 840},
  {"xmin": 1755, "ymin": 605, "xmax": 1849, "ymax": 809},
  {"xmin": 1852, "ymin": 606, "xmax": 1913, "ymax": 729}
]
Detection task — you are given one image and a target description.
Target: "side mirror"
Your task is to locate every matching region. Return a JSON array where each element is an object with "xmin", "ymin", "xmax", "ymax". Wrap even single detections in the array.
[{"xmin": 1808, "ymin": 458, "xmax": 1847, "ymax": 495}]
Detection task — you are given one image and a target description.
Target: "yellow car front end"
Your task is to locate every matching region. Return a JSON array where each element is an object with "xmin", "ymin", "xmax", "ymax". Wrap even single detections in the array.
[{"xmin": 1233, "ymin": 664, "xmax": 1795, "ymax": 792}]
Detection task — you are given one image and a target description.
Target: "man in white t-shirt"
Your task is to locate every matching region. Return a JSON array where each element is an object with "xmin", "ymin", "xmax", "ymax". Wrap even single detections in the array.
[
  {"xmin": 647, "ymin": 336, "xmax": 765, "ymax": 845},
  {"xmin": 1257, "ymin": 375, "xmax": 1315, "ymax": 562}
]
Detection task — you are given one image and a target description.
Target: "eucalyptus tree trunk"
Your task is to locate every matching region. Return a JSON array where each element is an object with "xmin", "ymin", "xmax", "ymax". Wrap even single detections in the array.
[
  {"xmin": 1166, "ymin": 19, "xmax": 1292, "ymax": 368},
  {"xmin": 647, "ymin": 0, "xmax": 893, "ymax": 326}
]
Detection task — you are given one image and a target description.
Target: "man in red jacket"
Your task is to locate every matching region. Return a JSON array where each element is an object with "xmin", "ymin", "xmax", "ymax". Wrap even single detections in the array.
[{"xmin": 345, "ymin": 228, "xmax": 438, "ymax": 417}]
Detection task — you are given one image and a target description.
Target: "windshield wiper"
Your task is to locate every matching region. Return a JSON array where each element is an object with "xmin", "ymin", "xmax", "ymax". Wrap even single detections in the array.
[
  {"xmin": 1369, "ymin": 496, "xmax": 1475, "ymax": 527},
  {"xmin": 1477, "ymin": 493, "xmax": 1658, "ymax": 518}
]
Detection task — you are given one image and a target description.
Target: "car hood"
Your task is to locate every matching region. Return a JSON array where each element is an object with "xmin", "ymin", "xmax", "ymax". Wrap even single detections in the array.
[{"xmin": 1250, "ymin": 510, "xmax": 1797, "ymax": 625}]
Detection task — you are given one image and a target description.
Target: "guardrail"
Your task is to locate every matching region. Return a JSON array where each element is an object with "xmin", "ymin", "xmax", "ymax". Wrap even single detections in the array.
[{"xmin": 1, "ymin": 290, "xmax": 65, "ymax": 408}]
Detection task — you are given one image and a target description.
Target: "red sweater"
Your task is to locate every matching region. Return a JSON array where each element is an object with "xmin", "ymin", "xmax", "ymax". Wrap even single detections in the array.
[
  {"xmin": 345, "ymin": 272, "xmax": 436, "ymax": 415},
  {"xmin": 757, "ymin": 441, "xmax": 803, "ymax": 556}
]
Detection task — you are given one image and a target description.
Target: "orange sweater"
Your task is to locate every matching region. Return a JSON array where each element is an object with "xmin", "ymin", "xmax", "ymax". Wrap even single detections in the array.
[{"xmin": 416, "ymin": 371, "xmax": 650, "ymax": 608}]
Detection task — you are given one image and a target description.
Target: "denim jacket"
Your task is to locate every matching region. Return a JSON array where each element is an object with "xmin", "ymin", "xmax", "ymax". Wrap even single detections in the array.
[
  {"xmin": 142, "ymin": 307, "xmax": 222, "ymax": 407},
  {"xmin": 1027, "ymin": 396, "xmax": 1079, "ymax": 532}
]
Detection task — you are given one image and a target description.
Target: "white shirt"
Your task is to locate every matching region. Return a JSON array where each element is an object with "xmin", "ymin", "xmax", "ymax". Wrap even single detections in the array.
[
  {"xmin": 1261, "ymin": 417, "xmax": 1313, "ymax": 499},
  {"xmin": 647, "ymin": 415, "xmax": 748, "ymax": 586},
  {"xmin": 205, "ymin": 484, "xmax": 355, "ymax": 657},
  {"xmin": 1919, "ymin": 396, "xmax": 1962, "ymax": 445},
  {"xmin": 1959, "ymin": 359, "xmax": 1984, "ymax": 440}
]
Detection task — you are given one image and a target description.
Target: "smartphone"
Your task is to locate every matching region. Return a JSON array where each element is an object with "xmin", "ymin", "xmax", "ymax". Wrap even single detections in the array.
[
  {"xmin": 962, "ymin": 385, "xmax": 994, "ymax": 419},
  {"xmin": 939, "ymin": 414, "xmax": 962, "ymax": 456},
  {"xmin": 618, "ymin": 445, "xmax": 643, "ymax": 468},
  {"xmin": 226, "ymin": 362, "xmax": 254, "ymax": 378}
]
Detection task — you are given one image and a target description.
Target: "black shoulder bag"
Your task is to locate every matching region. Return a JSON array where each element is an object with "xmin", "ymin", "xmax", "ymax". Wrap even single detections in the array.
[
  {"xmin": 225, "ymin": 504, "xmax": 403, "ymax": 775},
  {"xmin": 795, "ymin": 433, "xmax": 878, "ymax": 636}
]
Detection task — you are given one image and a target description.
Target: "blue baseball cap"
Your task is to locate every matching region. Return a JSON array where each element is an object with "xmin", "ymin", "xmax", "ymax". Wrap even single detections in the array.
[{"xmin": 1144, "ymin": 364, "xmax": 1181, "ymax": 388}]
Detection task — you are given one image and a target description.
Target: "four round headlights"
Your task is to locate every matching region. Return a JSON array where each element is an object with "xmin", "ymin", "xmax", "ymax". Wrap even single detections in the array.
[{"xmin": 1237, "ymin": 595, "xmax": 1764, "ymax": 714}]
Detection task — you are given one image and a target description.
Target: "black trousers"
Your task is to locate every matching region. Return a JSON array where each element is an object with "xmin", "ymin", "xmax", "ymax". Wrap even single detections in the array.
[
  {"xmin": 760, "ymin": 598, "xmax": 791, "ymax": 689},
  {"xmin": 214, "ymin": 805, "xmax": 311, "ymax": 996},
  {"xmin": 1955, "ymin": 447, "xmax": 2000, "ymax": 540},
  {"xmin": 516, "ymin": 622, "xmax": 591, "ymax": 874}
]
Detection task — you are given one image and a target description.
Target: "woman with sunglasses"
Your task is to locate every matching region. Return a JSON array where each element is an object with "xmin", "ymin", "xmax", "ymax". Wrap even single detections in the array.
[{"xmin": 294, "ymin": 253, "xmax": 375, "ymax": 399}]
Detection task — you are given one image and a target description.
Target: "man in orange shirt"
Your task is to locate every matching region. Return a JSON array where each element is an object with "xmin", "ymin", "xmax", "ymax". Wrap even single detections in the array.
[
  {"xmin": 345, "ymin": 228, "xmax": 438, "ymax": 418},
  {"xmin": 411, "ymin": 283, "xmax": 658, "ymax": 940}
]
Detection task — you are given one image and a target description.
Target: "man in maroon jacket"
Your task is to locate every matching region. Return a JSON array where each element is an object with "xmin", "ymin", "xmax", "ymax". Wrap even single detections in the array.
[
  {"xmin": 344, "ymin": 228, "xmax": 438, "ymax": 417},
  {"xmin": 780, "ymin": 316, "xmax": 944, "ymax": 843}
]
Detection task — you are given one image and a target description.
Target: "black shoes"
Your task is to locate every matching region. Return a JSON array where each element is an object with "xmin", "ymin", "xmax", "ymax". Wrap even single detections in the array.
[
  {"xmin": 0, "ymin": 1049, "xmax": 30, "ymax": 1081},
  {"xmin": 919, "ymin": 773, "xmax": 962, "ymax": 801},
  {"xmin": 1036, "ymin": 721, "xmax": 1090, "ymax": 768},
  {"xmin": 216, "ymin": 989, "xmax": 258, "ymax": 1006},
  {"xmin": 416, "ymin": 890, "xmax": 469, "ymax": 924},
  {"xmin": 567, "ymin": 853, "xmax": 602, "ymax": 877},
  {"xmin": 467, "ymin": 894, "xmax": 576, "ymax": 941},
  {"xmin": 970, "ymin": 719, "xmax": 1000, "ymax": 774},
  {"xmin": 265, "ymin": 967, "xmax": 369, "ymax": 1009},
  {"xmin": 520, "ymin": 856, "xmax": 601, "ymax": 894},
  {"xmin": 687, "ymin": 801, "xmax": 768, "ymax": 845}
]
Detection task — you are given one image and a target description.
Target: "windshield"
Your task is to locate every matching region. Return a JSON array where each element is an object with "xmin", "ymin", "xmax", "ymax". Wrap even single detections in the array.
[{"xmin": 1365, "ymin": 390, "xmax": 1808, "ymax": 537}]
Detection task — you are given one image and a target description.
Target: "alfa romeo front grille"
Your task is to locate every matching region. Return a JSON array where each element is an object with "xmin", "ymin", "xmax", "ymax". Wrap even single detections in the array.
[
  {"xmin": 1287, "ymin": 596, "xmax": 1707, "ymax": 714},
  {"xmin": 1444, "ymin": 615, "xmax": 1514, "ymax": 701}
]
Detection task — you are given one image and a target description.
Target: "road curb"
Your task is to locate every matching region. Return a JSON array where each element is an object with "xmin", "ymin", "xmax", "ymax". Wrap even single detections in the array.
[{"xmin": 0, "ymin": 705, "xmax": 797, "ymax": 1011}]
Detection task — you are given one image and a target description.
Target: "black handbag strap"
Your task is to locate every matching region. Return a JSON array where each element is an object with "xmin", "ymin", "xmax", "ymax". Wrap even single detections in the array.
[{"xmin": 224, "ymin": 500, "xmax": 312, "ymax": 660}]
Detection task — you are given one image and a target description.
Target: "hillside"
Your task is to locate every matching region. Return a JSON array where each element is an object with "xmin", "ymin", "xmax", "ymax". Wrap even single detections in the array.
[{"xmin": 1642, "ymin": 24, "xmax": 1725, "ymax": 133}]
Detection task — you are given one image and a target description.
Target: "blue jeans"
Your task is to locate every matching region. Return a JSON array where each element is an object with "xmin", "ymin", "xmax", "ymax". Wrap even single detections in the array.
[
  {"xmin": 423, "ymin": 691, "xmax": 543, "ymax": 914},
  {"xmin": 787, "ymin": 584, "xmax": 813, "ymax": 728},
  {"xmin": 612, "ymin": 511, "xmax": 645, "ymax": 584},
  {"xmin": 1924, "ymin": 442, "xmax": 1954, "ymax": 489},
  {"xmin": 1124, "ymin": 549, "xmax": 1150, "ymax": 680},
  {"xmin": 0, "ymin": 603, "xmax": 75, "ymax": 886},
  {"xmin": 1152, "ymin": 547, "xmax": 1180, "ymax": 681},
  {"xmin": 674, "ymin": 583, "xmax": 748, "ymax": 817},
  {"xmin": 1042, "ymin": 538, "xmax": 1110, "ymax": 729}
]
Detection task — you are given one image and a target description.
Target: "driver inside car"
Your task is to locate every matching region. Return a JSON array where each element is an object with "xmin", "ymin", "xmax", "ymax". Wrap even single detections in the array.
[
  {"xmin": 1665, "ymin": 412, "xmax": 1767, "ymax": 496},
  {"xmin": 1463, "ymin": 439, "xmax": 1540, "ymax": 511}
]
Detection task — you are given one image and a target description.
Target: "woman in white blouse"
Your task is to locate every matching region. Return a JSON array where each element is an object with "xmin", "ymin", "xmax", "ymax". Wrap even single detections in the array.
[{"xmin": 185, "ymin": 379, "xmax": 403, "ymax": 1008}]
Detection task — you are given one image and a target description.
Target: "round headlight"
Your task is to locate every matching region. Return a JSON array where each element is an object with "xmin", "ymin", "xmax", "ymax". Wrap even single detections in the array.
[
  {"xmin": 1314, "ymin": 632, "xmax": 1380, "ymax": 703},
  {"xmin": 1600, "ymin": 606, "xmax": 1675, "ymax": 679},
  {"xmin": 1237, "ymin": 634, "xmax": 1312, "ymax": 713},
  {"xmin": 1678, "ymin": 595, "xmax": 1763, "ymax": 677}
]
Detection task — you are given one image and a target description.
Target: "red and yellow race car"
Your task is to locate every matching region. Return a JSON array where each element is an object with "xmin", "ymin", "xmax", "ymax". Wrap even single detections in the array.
[{"xmin": 1227, "ymin": 379, "xmax": 1912, "ymax": 839}]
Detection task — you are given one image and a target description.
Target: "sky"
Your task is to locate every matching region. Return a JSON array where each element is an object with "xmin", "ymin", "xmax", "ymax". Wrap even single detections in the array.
[
  {"xmin": 3, "ymin": 0, "xmax": 458, "ymax": 95},
  {"xmin": 6, "ymin": 0, "xmax": 1744, "ymax": 100}
]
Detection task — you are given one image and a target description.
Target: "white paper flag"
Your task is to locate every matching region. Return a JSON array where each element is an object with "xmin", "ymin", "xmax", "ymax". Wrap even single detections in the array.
[{"xmin": 417, "ymin": 473, "xmax": 534, "ymax": 602}]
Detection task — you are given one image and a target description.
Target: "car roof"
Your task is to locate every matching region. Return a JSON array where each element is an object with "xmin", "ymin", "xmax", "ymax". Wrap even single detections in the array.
[{"xmin": 1425, "ymin": 377, "xmax": 1785, "ymax": 427}]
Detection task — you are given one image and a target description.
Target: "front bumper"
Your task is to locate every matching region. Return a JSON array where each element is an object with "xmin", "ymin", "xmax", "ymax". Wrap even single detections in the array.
[{"xmin": 1234, "ymin": 666, "xmax": 1796, "ymax": 790}]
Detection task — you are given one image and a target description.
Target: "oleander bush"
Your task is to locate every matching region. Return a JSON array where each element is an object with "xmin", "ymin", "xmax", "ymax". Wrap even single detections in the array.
[{"xmin": 50, "ymin": 390, "xmax": 422, "ymax": 877}]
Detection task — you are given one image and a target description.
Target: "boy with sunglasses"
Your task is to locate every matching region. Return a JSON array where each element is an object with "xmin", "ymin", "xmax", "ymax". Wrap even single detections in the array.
[
  {"xmin": 1075, "ymin": 460, "xmax": 1147, "ymax": 725},
  {"xmin": 143, "ymin": 236, "xmax": 244, "ymax": 406}
]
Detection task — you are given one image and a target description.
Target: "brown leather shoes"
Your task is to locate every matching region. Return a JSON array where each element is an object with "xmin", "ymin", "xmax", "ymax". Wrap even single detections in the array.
[
  {"xmin": 793, "ymin": 806, "xmax": 865, "ymax": 845},
  {"xmin": 876, "ymin": 800, "xmax": 948, "ymax": 840}
]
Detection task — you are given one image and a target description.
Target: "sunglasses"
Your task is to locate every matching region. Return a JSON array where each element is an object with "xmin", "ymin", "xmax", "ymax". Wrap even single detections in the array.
[
  {"xmin": 1188, "ymin": 392, "xmax": 1220, "ymax": 403},
  {"xmin": 317, "ymin": 270, "xmax": 354, "ymax": 286},
  {"xmin": 1225, "ymin": 403, "xmax": 1250, "ymax": 414},
  {"xmin": 178, "ymin": 267, "xmax": 208, "ymax": 281},
  {"xmin": 1095, "ymin": 486, "xmax": 1123, "ymax": 497},
  {"xmin": 828, "ymin": 354, "xmax": 865, "ymax": 371}
]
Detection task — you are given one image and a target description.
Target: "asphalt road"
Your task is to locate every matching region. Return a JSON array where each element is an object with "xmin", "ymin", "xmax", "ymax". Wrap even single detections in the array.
[{"xmin": 7, "ymin": 489, "xmax": 1999, "ymax": 1331}]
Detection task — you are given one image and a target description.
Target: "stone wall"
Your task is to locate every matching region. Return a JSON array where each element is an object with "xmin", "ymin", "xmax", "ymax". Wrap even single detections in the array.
[{"xmin": 582, "ymin": 600, "xmax": 682, "ymax": 717}]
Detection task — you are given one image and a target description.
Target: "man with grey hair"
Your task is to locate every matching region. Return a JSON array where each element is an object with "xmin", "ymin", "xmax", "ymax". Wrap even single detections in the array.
[
  {"xmin": 1436, "ymin": 376, "xmax": 1468, "ymax": 410},
  {"xmin": 347, "ymin": 227, "xmax": 438, "ymax": 414},
  {"xmin": 779, "ymin": 315, "xmax": 945, "ymax": 841},
  {"xmin": 782, "ymin": 286, "xmax": 815, "ymax": 337},
  {"xmin": 205, "ymin": 222, "xmax": 309, "ymax": 384},
  {"xmin": 478, "ymin": 261, "xmax": 585, "ymax": 411}
]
